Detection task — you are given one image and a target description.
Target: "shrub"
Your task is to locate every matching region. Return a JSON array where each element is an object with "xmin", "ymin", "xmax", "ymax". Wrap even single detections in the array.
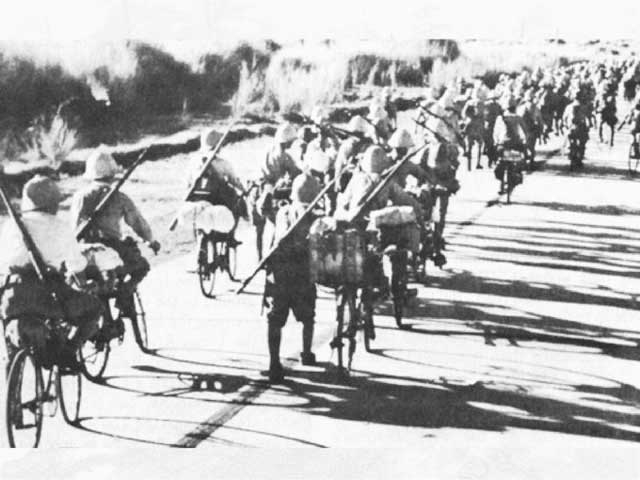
[{"xmin": 20, "ymin": 109, "xmax": 78, "ymax": 168}]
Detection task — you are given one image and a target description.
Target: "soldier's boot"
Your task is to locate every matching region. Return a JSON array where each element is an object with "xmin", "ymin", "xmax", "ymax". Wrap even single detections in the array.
[
  {"xmin": 267, "ymin": 323, "xmax": 284, "ymax": 382},
  {"xmin": 300, "ymin": 322, "xmax": 316, "ymax": 366}
]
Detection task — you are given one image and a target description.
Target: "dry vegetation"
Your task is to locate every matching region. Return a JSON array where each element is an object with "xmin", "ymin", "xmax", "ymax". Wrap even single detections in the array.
[{"xmin": 0, "ymin": 38, "xmax": 635, "ymax": 174}]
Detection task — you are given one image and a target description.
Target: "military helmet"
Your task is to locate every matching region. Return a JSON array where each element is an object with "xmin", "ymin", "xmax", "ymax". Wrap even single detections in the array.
[
  {"xmin": 388, "ymin": 128, "xmax": 415, "ymax": 149},
  {"xmin": 291, "ymin": 172, "xmax": 322, "ymax": 204},
  {"xmin": 84, "ymin": 146, "xmax": 118, "ymax": 181},
  {"xmin": 21, "ymin": 175, "xmax": 63, "ymax": 212},
  {"xmin": 360, "ymin": 146, "xmax": 388, "ymax": 175},
  {"xmin": 274, "ymin": 123, "xmax": 298, "ymax": 144}
]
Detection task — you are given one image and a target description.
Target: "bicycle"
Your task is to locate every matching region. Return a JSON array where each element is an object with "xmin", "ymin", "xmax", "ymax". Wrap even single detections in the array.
[
  {"xmin": 378, "ymin": 225, "xmax": 418, "ymax": 329},
  {"xmin": 197, "ymin": 229, "xmax": 240, "ymax": 298},
  {"xmin": 78, "ymin": 278, "xmax": 148, "ymax": 382},
  {"xmin": 567, "ymin": 137, "xmax": 585, "ymax": 171},
  {"xmin": 495, "ymin": 147, "xmax": 525, "ymax": 204},
  {"xmin": 2, "ymin": 316, "xmax": 82, "ymax": 447},
  {"xmin": 330, "ymin": 283, "xmax": 376, "ymax": 379}
]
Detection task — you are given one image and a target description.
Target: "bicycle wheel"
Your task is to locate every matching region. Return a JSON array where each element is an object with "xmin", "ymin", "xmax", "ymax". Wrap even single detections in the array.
[
  {"xmin": 56, "ymin": 367, "xmax": 81, "ymax": 425},
  {"xmin": 332, "ymin": 288, "xmax": 357, "ymax": 376},
  {"xmin": 505, "ymin": 163, "xmax": 513, "ymax": 204},
  {"xmin": 361, "ymin": 297, "xmax": 375, "ymax": 352},
  {"xmin": 131, "ymin": 291, "xmax": 149, "ymax": 352},
  {"xmin": 391, "ymin": 251, "xmax": 409, "ymax": 329},
  {"xmin": 228, "ymin": 245, "xmax": 238, "ymax": 281},
  {"xmin": 79, "ymin": 312, "xmax": 111, "ymax": 382},
  {"xmin": 198, "ymin": 235, "xmax": 217, "ymax": 298},
  {"xmin": 629, "ymin": 143, "xmax": 640, "ymax": 175},
  {"xmin": 3, "ymin": 349, "xmax": 44, "ymax": 448}
]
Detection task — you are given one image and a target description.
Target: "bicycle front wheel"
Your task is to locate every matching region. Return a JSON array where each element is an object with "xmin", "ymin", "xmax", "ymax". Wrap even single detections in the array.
[
  {"xmin": 333, "ymin": 288, "xmax": 357, "ymax": 375},
  {"xmin": 131, "ymin": 291, "xmax": 149, "ymax": 352},
  {"xmin": 80, "ymin": 309, "xmax": 111, "ymax": 382},
  {"xmin": 198, "ymin": 235, "xmax": 217, "ymax": 298},
  {"xmin": 3, "ymin": 349, "xmax": 43, "ymax": 448},
  {"xmin": 56, "ymin": 367, "xmax": 82, "ymax": 425},
  {"xmin": 391, "ymin": 251, "xmax": 409, "ymax": 329},
  {"xmin": 504, "ymin": 163, "xmax": 514, "ymax": 204}
]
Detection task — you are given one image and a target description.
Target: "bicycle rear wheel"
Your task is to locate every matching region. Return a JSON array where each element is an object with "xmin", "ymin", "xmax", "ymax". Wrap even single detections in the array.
[
  {"xmin": 198, "ymin": 235, "xmax": 217, "ymax": 298},
  {"xmin": 361, "ymin": 298, "xmax": 375, "ymax": 352},
  {"xmin": 391, "ymin": 251, "xmax": 409, "ymax": 329},
  {"xmin": 131, "ymin": 291, "xmax": 149, "ymax": 352},
  {"xmin": 3, "ymin": 349, "xmax": 43, "ymax": 448},
  {"xmin": 56, "ymin": 367, "xmax": 81, "ymax": 425},
  {"xmin": 80, "ymin": 311, "xmax": 111, "ymax": 382}
]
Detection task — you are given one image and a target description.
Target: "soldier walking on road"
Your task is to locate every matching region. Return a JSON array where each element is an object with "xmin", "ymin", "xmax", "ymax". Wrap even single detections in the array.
[{"xmin": 263, "ymin": 173, "xmax": 322, "ymax": 383}]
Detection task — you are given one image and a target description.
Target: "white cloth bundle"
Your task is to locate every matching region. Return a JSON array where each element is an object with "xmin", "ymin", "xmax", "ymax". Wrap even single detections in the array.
[
  {"xmin": 177, "ymin": 201, "xmax": 236, "ymax": 233},
  {"xmin": 80, "ymin": 243, "xmax": 123, "ymax": 271},
  {"xmin": 369, "ymin": 206, "xmax": 417, "ymax": 228}
]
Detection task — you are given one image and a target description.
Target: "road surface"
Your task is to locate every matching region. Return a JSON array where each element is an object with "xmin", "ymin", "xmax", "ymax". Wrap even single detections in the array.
[{"xmin": 3, "ymin": 127, "xmax": 640, "ymax": 476}]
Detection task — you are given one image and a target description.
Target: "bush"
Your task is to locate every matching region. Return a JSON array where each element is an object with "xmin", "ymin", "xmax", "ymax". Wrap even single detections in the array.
[{"xmin": 0, "ymin": 53, "xmax": 89, "ymax": 130}]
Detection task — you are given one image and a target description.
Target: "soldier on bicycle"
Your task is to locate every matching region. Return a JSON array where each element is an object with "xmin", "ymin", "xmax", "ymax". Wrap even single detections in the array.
[
  {"xmin": 183, "ymin": 128, "xmax": 248, "ymax": 239},
  {"xmin": 1, "ymin": 176, "xmax": 103, "ymax": 370},
  {"xmin": 70, "ymin": 147, "xmax": 160, "ymax": 328}
]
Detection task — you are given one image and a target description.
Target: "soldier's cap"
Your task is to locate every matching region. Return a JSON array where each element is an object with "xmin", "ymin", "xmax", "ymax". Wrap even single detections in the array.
[
  {"xmin": 200, "ymin": 128, "xmax": 224, "ymax": 152},
  {"xmin": 21, "ymin": 175, "xmax": 63, "ymax": 212},
  {"xmin": 291, "ymin": 172, "xmax": 322, "ymax": 204},
  {"xmin": 85, "ymin": 146, "xmax": 118, "ymax": 181}
]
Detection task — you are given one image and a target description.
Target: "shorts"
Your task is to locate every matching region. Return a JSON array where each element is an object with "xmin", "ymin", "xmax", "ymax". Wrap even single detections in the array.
[
  {"xmin": 97, "ymin": 237, "xmax": 150, "ymax": 293},
  {"xmin": 264, "ymin": 270, "xmax": 316, "ymax": 328}
]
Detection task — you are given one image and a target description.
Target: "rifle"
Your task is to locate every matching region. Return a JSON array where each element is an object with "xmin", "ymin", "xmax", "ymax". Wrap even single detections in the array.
[
  {"xmin": 236, "ymin": 175, "xmax": 339, "ymax": 295},
  {"xmin": 348, "ymin": 143, "xmax": 428, "ymax": 224},
  {"xmin": 76, "ymin": 147, "xmax": 150, "ymax": 241},
  {"xmin": 283, "ymin": 112, "xmax": 367, "ymax": 142},
  {"xmin": 412, "ymin": 117, "xmax": 449, "ymax": 145},
  {"xmin": 168, "ymin": 120, "xmax": 237, "ymax": 231},
  {"xmin": 418, "ymin": 106, "xmax": 465, "ymax": 144},
  {"xmin": 0, "ymin": 176, "xmax": 48, "ymax": 281}
]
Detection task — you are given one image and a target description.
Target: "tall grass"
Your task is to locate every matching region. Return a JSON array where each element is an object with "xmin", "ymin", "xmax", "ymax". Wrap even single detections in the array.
[
  {"xmin": 0, "ymin": 37, "xmax": 628, "ymax": 167},
  {"xmin": 264, "ymin": 48, "xmax": 349, "ymax": 113},
  {"xmin": 18, "ymin": 110, "xmax": 78, "ymax": 168}
]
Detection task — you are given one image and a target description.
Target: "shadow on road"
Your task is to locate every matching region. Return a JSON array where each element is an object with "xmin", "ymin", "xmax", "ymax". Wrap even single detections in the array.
[
  {"xmin": 274, "ymin": 363, "xmax": 640, "ymax": 443},
  {"xmin": 72, "ymin": 414, "xmax": 326, "ymax": 447},
  {"xmin": 378, "ymin": 297, "xmax": 640, "ymax": 361},
  {"xmin": 538, "ymin": 159, "xmax": 638, "ymax": 181}
]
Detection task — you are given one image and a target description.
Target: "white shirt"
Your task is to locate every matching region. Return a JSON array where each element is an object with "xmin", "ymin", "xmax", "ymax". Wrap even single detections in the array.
[{"xmin": 0, "ymin": 212, "xmax": 87, "ymax": 275}]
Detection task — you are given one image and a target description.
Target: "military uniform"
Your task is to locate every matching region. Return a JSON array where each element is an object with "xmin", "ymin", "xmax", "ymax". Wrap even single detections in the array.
[
  {"xmin": 0, "ymin": 177, "xmax": 102, "ymax": 368},
  {"xmin": 71, "ymin": 183, "xmax": 153, "ymax": 298},
  {"xmin": 264, "ymin": 173, "xmax": 322, "ymax": 382},
  {"xmin": 264, "ymin": 204, "xmax": 317, "ymax": 330}
]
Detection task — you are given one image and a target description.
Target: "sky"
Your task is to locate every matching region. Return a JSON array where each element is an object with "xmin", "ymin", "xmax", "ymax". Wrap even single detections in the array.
[{"xmin": 0, "ymin": 0, "xmax": 638, "ymax": 66}]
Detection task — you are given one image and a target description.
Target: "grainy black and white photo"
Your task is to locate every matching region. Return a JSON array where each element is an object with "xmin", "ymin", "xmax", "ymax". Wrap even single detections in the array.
[{"xmin": 0, "ymin": 0, "xmax": 639, "ymax": 477}]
